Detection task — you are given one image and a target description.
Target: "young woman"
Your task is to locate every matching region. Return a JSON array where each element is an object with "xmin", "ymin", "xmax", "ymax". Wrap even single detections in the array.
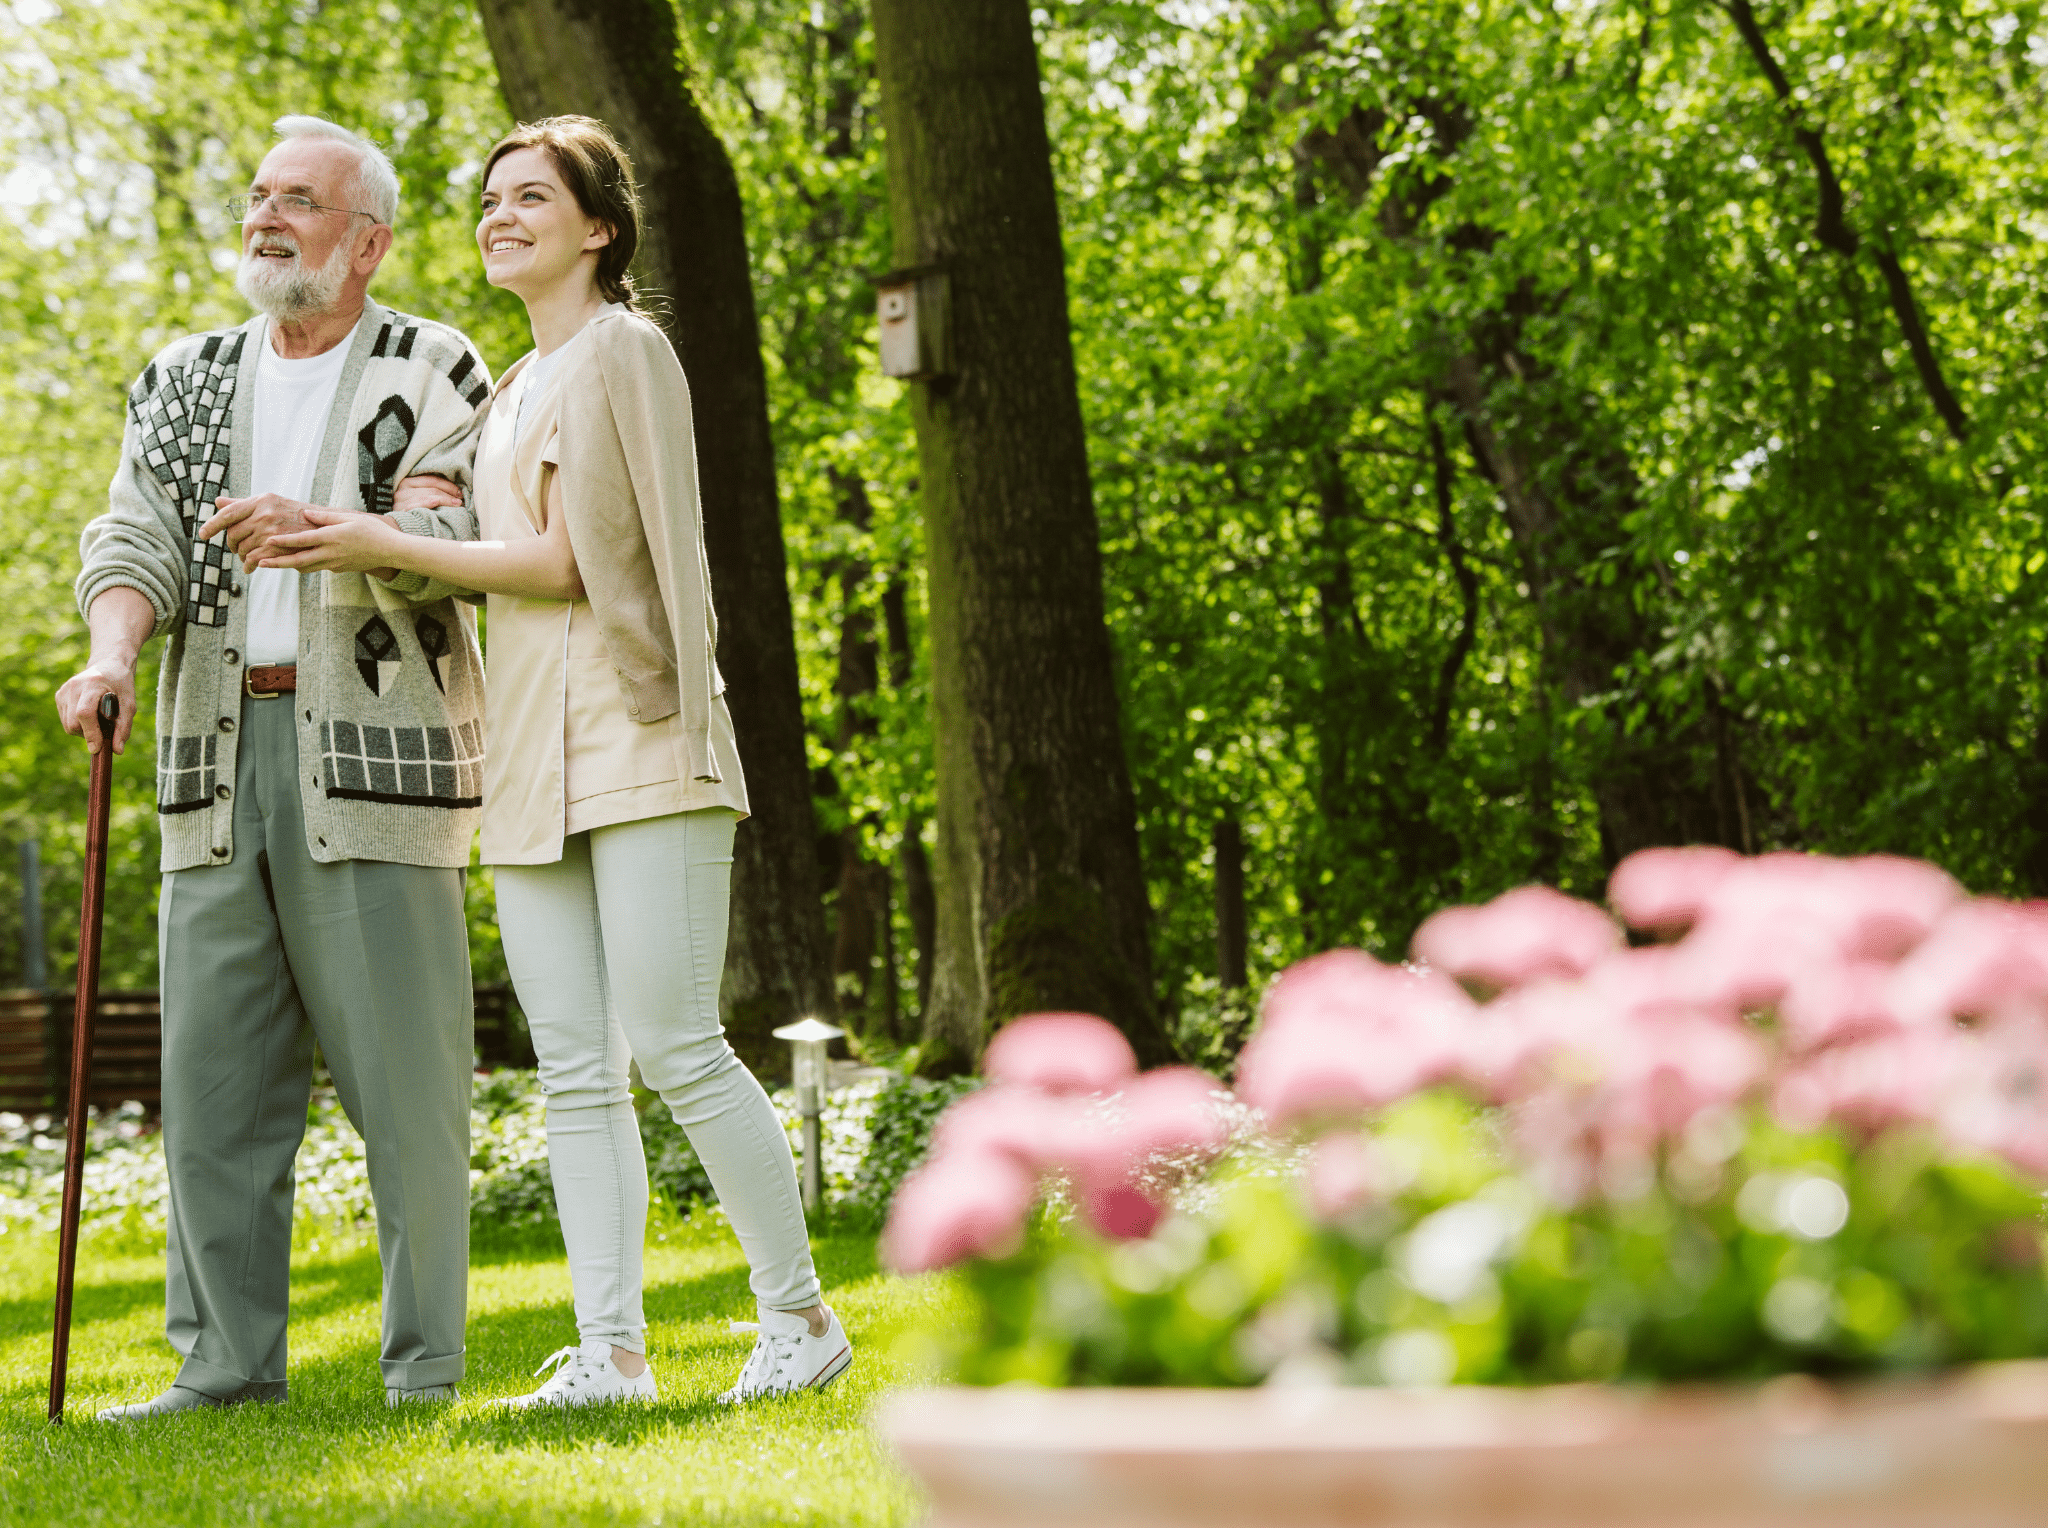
[{"xmin": 266, "ymin": 116, "xmax": 851, "ymax": 1409}]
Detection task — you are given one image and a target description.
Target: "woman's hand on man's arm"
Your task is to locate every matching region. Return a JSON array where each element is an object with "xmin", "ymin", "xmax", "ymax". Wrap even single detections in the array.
[
  {"xmin": 260, "ymin": 507, "xmax": 405, "ymax": 578},
  {"xmin": 265, "ymin": 482, "xmax": 583, "ymax": 603}
]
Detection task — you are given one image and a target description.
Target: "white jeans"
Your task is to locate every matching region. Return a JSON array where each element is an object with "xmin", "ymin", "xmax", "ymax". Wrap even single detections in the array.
[{"xmin": 496, "ymin": 808, "xmax": 821, "ymax": 1351}]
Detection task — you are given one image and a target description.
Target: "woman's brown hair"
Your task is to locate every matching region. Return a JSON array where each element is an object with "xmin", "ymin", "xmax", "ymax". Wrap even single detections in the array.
[{"xmin": 483, "ymin": 115, "xmax": 644, "ymax": 308}]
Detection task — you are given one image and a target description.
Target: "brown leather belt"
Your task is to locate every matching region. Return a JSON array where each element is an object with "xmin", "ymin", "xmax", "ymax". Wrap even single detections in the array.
[{"xmin": 245, "ymin": 664, "xmax": 297, "ymax": 698}]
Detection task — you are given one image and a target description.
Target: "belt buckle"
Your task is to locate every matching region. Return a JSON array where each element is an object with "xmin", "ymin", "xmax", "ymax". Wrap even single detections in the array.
[{"xmin": 246, "ymin": 669, "xmax": 280, "ymax": 699}]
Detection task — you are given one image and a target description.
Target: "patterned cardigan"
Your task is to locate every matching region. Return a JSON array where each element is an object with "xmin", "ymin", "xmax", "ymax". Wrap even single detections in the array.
[{"xmin": 75, "ymin": 301, "xmax": 494, "ymax": 873}]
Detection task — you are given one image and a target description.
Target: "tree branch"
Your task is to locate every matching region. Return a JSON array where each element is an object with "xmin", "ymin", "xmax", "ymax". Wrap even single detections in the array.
[
  {"xmin": 1869, "ymin": 240, "xmax": 1973, "ymax": 444},
  {"xmin": 1428, "ymin": 415, "xmax": 1481, "ymax": 756},
  {"xmin": 1718, "ymin": 0, "xmax": 1969, "ymax": 442}
]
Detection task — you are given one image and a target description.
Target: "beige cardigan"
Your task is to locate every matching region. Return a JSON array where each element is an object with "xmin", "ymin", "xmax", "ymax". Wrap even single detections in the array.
[
  {"xmin": 480, "ymin": 307, "xmax": 747, "ymax": 864},
  {"xmin": 521, "ymin": 307, "xmax": 728, "ymax": 779}
]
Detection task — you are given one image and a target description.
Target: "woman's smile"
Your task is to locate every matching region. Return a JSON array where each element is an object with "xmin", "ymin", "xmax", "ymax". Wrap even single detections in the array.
[{"xmin": 476, "ymin": 146, "xmax": 608, "ymax": 297}]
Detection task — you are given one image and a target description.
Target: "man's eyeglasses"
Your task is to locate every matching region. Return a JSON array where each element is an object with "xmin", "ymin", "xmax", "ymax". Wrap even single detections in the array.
[{"xmin": 224, "ymin": 193, "xmax": 381, "ymax": 223}]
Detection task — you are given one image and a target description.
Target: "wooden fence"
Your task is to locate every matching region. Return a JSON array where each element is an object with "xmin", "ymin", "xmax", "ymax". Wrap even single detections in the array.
[{"xmin": 0, "ymin": 983, "xmax": 534, "ymax": 1116}]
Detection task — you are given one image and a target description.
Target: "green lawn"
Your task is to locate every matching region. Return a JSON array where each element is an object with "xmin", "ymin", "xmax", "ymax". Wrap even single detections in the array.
[{"xmin": 0, "ymin": 1212, "xmax": 942, "ymax": 1526}]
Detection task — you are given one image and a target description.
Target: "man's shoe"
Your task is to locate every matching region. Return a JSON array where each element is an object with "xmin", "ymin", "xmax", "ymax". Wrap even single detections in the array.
[
  {"xmin": 490, "ymin": 1341, "xmax": 657, "ymax": 1411},
  {"xmin": 718, "ymin": 1306, "xmax": 852, "ymax": 1403},
  {"xmin": 95, "ymin": 1385, "xmax": 229, "ymax": 1422},
  {"xmin": 386, "ymin": 1383, "xmax": 460, "ymax": 1408}
]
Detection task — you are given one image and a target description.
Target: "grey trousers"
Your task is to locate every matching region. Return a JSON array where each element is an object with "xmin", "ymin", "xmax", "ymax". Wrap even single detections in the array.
[{"xmin": 156, "ymin": 694, "xmax": 472, "ymax": 1398}]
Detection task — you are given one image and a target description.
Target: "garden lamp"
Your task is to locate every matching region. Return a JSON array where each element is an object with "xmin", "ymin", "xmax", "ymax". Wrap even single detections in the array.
[{"xmin": 773, "ymin": 1017, "xmax": 845, "ymax": 1211}]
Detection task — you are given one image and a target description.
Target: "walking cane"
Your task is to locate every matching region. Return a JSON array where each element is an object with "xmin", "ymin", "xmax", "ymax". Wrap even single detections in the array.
[{"xmin": 48, "ymin": 692, "xmax": 118, "ymax": 1424}]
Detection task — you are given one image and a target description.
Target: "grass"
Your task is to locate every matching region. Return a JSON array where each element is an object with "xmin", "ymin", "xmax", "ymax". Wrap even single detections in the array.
[{"xmin": 0, "ymin": 1210, "xmax": 945, "ymax": 1526}]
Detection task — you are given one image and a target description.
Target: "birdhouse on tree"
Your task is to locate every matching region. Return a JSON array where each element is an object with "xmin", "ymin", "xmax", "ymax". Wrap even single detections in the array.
[{"xmin": 873, "ymin": 265, "xmax": 952, "ymax": 382}]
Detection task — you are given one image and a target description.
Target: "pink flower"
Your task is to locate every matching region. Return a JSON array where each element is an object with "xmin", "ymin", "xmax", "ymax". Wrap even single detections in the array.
[
  {"xmin": 880, "ymin": 1153, "xmax": 1039, "ymax": 1274},
  {"xmin": 1078, "ymin": 1183, "xmax": 1164, "ymax": 1240},
  {"xmin": 1236, "ymin": 1011, "xmax": 1455, "ymax": 1128},
  {"xmin": 1889, "ymin": 899, "xmax": 2048, "ymax": 1024},
  {"xmin": 1236, "ymin": 951, "xmax": 1470, "ymax": 1128},
  {"xmin": 1058, "ymin": 1068, "xmax": 1233, "ymax": 1205},
  {"xmin": 1455, "ymin": 978, "xmax": 1600, "ymax": 1104},
  {"xmin": 930, "ymin": 1084, "xmax": 1089, "ymax": 1174},
  {"xmin": 1778, "ymin": 959, "xmax": 1917, "ymax": 1052},
  {"xmin": 1668, "ymin": 907, "xmax": 1839, "ymax": 1012},
  {"xmin": 1668, "ymin": 854, "xmax": 1962, "ymax": 1014},
  {"xmin": 1116, "ymin": 1067, "xmax": 1229, "ymax": 1161},
  {"xmin": 1305, "ymin": 1131, "xmax": 1383, "ymax": 1220},
  {"xmin": 982, "ymin": 1012, "xmax": 1137, "ymax": 1095},
  {"xmin": 1600, "ymin": 1011, "xmax": 1766, "ymax": 1145},
  {"xmin": 1609, "ymin": 845, "xmax": 1742, "ymax": 935},
  {"xmin": 1832, "ymin": 856, "xmax": 1963, "ymax": 962},
  {"xmin": 1773, "ymin": 1029, "xmax": 1956, "ymax": 1135},
  {"xmin": 1412, "ymin": 885, "xmax": 1621, "ymax": 995},
  {"xmin": 1942, "ymin": 1017, "xmax": 2048, "ymax": 1177},
  {"xmin": 1260, "ymin": 948, "xmax": 1475, "ymax": 1033},
  {"xmin": 1466, "ymin": 956, "xmax": 1763, "ymax": 1198},
  {"xmin": 1586, "ymin": 945, "xmax": 1739, "ymax": 1027}
]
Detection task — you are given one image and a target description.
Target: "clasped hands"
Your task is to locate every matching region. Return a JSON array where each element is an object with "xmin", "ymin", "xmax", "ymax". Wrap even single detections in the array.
[{"xmin": 198, "ymin": 474, "xmax": 466, "ymax": 576}]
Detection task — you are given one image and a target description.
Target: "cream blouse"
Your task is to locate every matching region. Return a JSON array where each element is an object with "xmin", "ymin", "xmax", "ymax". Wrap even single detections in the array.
[{"xmin": 476, "ymin": 328, "xmax": 748, "ymax": 867}]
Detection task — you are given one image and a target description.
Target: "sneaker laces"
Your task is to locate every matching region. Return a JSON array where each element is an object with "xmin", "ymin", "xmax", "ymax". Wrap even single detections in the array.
[
  {"xmin": 727, "ymin": 1320, "xmax": 802, "ymax": 1395},
  {"xmin": 530, "ymin": 1344, "xmax": 602, "ymax": 1398}
]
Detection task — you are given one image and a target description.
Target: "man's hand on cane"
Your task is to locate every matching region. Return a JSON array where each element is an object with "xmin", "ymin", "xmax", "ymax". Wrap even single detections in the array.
[{"xmin": 56, "ymin": 586, "xmax": 152, "ymax": 757}]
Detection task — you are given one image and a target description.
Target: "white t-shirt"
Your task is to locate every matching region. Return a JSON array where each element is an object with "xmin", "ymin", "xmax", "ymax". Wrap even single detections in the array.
[
  {"xmin": 244, "ymin": 331, "xmax": 351, "ymax": 665},
  {"xmin": 514, "ymin": 347, "xmax": 566, "ymax": 445}
]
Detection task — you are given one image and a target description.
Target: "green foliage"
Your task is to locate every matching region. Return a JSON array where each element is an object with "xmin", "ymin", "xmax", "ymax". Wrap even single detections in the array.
[
  {"xmin": 851, "ymin": 1073, "xmax": 981, "ymax": 1213},
  {"xmin": 4, "ymin": 0, "xmax": 2047, "ymax": 1072},
  {"xmin": 1032, "ymin": 0, "xmax": 2048, "ymax": 1022},
  {"xmin": 937, "ymin": 1093, "xmax": 2048, "ymax": 1387},
  {"xmin": 677, "ymin": 0, "xmax": 2048, "ymax": 1061},
  {"xmin": 1171, "ymin": 973, "xmax": 1258, "ymax": 1072}
]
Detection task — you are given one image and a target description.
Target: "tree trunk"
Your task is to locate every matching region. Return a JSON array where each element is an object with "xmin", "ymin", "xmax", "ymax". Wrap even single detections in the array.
[
  {"xmin": 1213, "ymin": 817, "xmax": 1247, "ymax": 992},
  {"xmin": 476, "ymin": 0, "xmax": 833, "ymax": 1068},
  {"xmin": 828, "ymin": 475, "xmax": 886, "ymax": 1030},
  {"xmin": 882, "ymin": 575, "xmax": 936, "ymax": 1021},
  {"xmin": 870, "ymin": 0, "xmax": 1164, "ymax": 1069}
]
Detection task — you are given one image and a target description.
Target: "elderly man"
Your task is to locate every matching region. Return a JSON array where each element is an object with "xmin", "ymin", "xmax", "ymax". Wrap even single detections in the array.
[{"xmin": 58, "ymin": 115, "xmax": 489, "ymax": 1417}]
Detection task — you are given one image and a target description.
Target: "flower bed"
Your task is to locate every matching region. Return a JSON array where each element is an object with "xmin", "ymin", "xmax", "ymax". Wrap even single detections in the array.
[
  {"xmin": 884, "ymin": 848, "xmax": 2048, "ymax": 1389},
  {"xmin": 0, "ymin": 1066, "xmax": 968, "ymax": 1238}
]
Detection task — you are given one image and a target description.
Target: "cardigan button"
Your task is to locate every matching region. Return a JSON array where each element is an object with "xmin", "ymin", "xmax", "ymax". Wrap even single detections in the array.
[
  {"xmin": 211, "ymin": 846, "xmax": 228, "ymax": 858},
  {"xmin": 223, "ymin": 647, "xmax": 239, "ymax": 664},
  {"xmin": 218, "ymin": 717, "xmax": 234, "ymax": 733},
  {"xmin": 216, "ymin": 784, "xmax": 231, "ymax": 800}
]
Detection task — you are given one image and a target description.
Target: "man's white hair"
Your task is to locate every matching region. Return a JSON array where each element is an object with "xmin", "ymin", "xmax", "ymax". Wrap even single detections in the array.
[{"xmin": 272, "ymin": 114, "xmax": 399, "ymax": 225}]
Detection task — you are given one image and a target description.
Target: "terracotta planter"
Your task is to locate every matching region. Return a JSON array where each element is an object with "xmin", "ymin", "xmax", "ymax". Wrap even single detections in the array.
[{"xmin": 876, "ymin": 1365, "xmax": 2048, "ymax": 1527}]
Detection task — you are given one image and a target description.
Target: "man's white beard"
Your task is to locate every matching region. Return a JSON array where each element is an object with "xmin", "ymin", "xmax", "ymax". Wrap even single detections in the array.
[{"xmin": 234, "ymin": 230, "xmax": 354, "ymax": 322}]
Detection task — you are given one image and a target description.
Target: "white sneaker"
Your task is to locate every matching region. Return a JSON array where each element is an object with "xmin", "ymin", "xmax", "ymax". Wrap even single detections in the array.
[
  {"xmin": 718, "ymin": 1306, "xmax": 853, "ymax": 1403},
  {"xmin": 491, "ymin": 1341, "xmax": 658, "ymax": 1410}
]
